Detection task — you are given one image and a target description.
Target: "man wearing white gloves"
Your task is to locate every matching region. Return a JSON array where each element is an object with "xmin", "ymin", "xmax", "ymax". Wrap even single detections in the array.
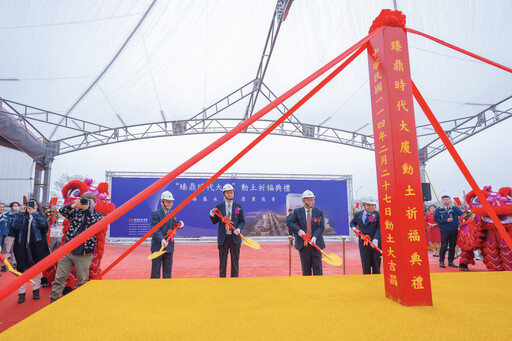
[
  {"xmin": 286, "ymin": 190, "xmax": 325, "ymax": 276},
  {"xmin": 210, "ymin": 184, "xmax": 245, "ymax": 278},
  {"xmin": 150, "ymin": 191, "xmax": 183, "ymax": 279},
  {"xmin": 350, "ymin": 199, "xmax": 381, "ymax": 274}
]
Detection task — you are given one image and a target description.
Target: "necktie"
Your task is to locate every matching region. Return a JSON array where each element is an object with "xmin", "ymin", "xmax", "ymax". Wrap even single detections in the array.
[
  {"xmin": 364, "ymin": 213, "xmax": 369, "ymax": 225},
  {"xmin": 307, "ymin": 209, "xmax": 312, "ymax": 236},
  {"xmin": 226, "ymin": 204, "xmax": 232, "ymax": 231}
]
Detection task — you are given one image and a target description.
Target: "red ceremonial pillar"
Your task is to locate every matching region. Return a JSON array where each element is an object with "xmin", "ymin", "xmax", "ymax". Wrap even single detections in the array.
[{"xmin": 367, "ymin": 22, "xmax": 433, "ymax": 306}]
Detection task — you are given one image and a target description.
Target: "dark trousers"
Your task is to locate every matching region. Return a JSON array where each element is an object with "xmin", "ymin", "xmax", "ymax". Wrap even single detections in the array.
[
  {"xmin": 298, "ymin": 245, "xmax": 323, "ymax": 276},
  {"xmin": 439, "ymin": 229, "xmax": 458, "ymax": 263},
  {"xmin": 151, "ymin": 252, "xmax": 173, "ymax": 278},
  {"xmin": 219, "ymin": 235, "xmax": 241, "ymax": 278},
  {"xmin": 359, "ymin": 244, "xmax": 381, "ymax": 274}
]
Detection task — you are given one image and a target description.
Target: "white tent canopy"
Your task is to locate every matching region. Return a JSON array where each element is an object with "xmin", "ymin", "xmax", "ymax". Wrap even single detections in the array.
[{"xmin": 1, "ymin": 0, "xmax": 511, "ymax": 202}]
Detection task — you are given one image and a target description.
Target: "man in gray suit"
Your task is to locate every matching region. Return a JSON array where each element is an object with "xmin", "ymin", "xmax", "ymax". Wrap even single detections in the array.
[
  {"xmin": 286, "ymin": 190, "xmax": 325, "ymax": 276},
  {"xmin": 150, "ymin": 191, "xmax": 183, "ymax": 279}
]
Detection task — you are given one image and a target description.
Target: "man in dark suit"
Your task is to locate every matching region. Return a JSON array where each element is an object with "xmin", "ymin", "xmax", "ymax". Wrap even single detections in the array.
[
  {"xmin": 210, "ymin": 184, "xmax": 245, "ymax": 278},
  {"xmin": 350, "ymin": 199, "xmax": 381, "ymax": 274},
  {"xmin": 286, "ymin": 190, "xmax": 325, "ymax": 276},
  {"xmin": 150, "ymin": 191, "xmax": 183, "ymax": 279}
]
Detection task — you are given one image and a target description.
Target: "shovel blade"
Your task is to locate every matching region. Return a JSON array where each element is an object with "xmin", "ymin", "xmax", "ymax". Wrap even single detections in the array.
[
  {"xmin": 242, "ymin": 237, "xmax": 260, "ymax": 250},
  {"xmin": 147, "ymin": 250, "xmax": 166, "ymax": 260},
  {"xmin": 321, "ymin": 253, "xmax": 343, "ymax": 266}
]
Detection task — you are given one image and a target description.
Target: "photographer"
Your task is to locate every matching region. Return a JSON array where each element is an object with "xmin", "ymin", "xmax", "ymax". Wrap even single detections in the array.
[
  {"xmin": 11, "ymin": 199, "xmax": 50, "ymax": 303},
  {"xmin": 49, "ymin": 193, "xmax": 103, "ymax": 303}
]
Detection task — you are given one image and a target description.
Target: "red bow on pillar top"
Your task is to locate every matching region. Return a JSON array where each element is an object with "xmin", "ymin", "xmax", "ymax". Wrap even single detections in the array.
[{"xmin": 368, "ymin": 9, "xmax": 406, "ymax": 33}]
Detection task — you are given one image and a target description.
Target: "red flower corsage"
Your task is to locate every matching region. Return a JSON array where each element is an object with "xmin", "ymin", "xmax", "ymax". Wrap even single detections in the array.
[
  {"xmin": 368, "ymin": 213, "xmax": 376, "ymax": 223},
  {"xmin": 313, "ymin": 217, "xmax": 321, "ymax": 223}
]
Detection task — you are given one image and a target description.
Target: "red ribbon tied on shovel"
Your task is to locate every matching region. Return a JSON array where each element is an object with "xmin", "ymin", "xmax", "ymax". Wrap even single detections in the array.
[{"xmin": 300, "ymin": 232, "xmax": 312, "ymax": 247}]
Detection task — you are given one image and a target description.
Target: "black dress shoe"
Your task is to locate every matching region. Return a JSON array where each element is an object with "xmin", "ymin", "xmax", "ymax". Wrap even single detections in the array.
[
  {"xmin": 448, "ymin": 262, "xmax": 458, "ymax": 268},
  {"xmin": 433, "ymin": 254, "xmax": 439, "ymax": 257},
  {"xmin": 18, "ymin": 293, "xmax": 26, "ymax": 303},
  {"xmin": 439, "ymin": 262, "xmax": 446, "ymax": 268},
  {"xmin": 33, "ymin": 289, "xmax": 40, "ymax": 300}
]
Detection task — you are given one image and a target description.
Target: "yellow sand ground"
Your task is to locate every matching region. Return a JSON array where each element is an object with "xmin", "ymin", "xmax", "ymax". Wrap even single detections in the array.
[{"xmin": 2, "ymin": 272, "xmax": 511, "ymax": 340}]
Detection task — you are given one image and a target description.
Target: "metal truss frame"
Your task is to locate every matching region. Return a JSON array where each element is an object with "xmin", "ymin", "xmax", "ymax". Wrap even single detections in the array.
[
  {"xmin": 3, "ymin": 90, "xmax": 512, "ymax": 159},
  {"xmin": 243, "ymin": 0, "xmax": 294, "ymax": 120},
  {"xmin": 416, "ymin": 94, "xmax": 512, "ymax": 161}
]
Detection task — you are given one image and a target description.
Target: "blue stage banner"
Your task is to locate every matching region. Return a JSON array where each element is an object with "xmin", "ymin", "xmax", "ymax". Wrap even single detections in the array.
[{"xmin": 110, "ymin": 177, "xmax": 349, "ymax": 238}]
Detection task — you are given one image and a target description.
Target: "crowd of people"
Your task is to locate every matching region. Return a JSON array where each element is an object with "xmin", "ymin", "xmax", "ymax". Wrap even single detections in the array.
[
  {"xmin": 0, "ymin": 188, "xmax": 474, "ymax": 305},
  {"xmin": 1, "ymin": 194, "xmax": 106, "ymax": 304}
]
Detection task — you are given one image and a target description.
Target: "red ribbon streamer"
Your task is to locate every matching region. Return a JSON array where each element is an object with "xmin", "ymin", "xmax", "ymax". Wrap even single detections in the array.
[{"xmin": 406, "ymin": 28, "xmax": 512, "ymax": 74}]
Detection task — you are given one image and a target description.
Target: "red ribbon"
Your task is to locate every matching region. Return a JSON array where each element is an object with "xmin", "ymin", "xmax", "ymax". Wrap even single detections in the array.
[
  {"xmin": 212, "ymin": 208, "xmax": 236, "ymax": 232},
  {"xmin": 300, "ymin": 232, "xmax": 312, "ymax": 247},
  {"xmin": 354, "ymin": 227, "xmax": 382, "ymax": 254},
  {"xmin": 163, "ymin": 221, "xmax": 182, "ymax": 243}
]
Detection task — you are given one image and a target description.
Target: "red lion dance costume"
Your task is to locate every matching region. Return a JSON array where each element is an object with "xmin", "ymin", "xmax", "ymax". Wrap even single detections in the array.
[
  {"xmin": 41, "ymin": 178, "xmax": 115, "ymax": 292},
  {"xmin": 458, "ymin": 186, "xmax": 512, "ymax": 271}
]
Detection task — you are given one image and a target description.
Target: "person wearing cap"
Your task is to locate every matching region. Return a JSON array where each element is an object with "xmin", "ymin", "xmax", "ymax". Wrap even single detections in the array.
[
  {"xmin": 150, "ymin": 191, "xmax": 184, "ymax": 279},
  {"xmin": 286, "ymin": 190, "xmax": 325, "ymax": 276},
  {"xmin": 434, "ymin": 195, "xmax": 463, "ymax": 269},
  {"xmin": 210, "ymin": 184, "xmax": 245, "ymax": 277},
  {"xmin": 350, "ymin": 199, "xmax": 381, "ymax": 274}
]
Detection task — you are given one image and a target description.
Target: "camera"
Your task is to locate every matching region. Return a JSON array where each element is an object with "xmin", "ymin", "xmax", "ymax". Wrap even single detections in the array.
[
  {"xmin": 27, "ymin": 201, "xmax": 35, "ymax": 209},
  {"xmin": 79, "ymin": 198, "xmax": 90, "ymax": 206}
]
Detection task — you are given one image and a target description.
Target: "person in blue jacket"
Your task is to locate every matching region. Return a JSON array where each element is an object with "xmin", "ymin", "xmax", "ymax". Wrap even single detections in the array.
[
  {"xmin": 210, "ymin": 184, "xmax": 245, "ymax": 278},
  {"xmin": 11, "ymin": 199, "xmax": 50, "ymax": 303},
  {"xmin": 2, "ymin": 201, "xmax": 21, "ymax": 271},
  {"xmin": 350, "ymin": 199, "xmax": 381, "ymax": 274},
  {"xmin": 287, "ymin": 190, "xmax": 325, "ymax": 276},
  {"xmin": 434, "ymin": 195, "xmax": 463, "ymax": 268},
  {"xmin": 0, "ymin": 202, "xmax": 8, "ymax": 273},
  {"xmin": 150, "ymin": 191, "xmax": 184, "ymax": 279}
]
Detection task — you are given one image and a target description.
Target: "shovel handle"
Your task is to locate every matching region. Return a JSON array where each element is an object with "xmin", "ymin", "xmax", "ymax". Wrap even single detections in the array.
[
  {"xmin": 309, "ymin": 241, "xmax": 333, "ymax": 261},
  {"xmin": 238, "ymin": 232, "xmax": 249, "ymax": 243}
]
